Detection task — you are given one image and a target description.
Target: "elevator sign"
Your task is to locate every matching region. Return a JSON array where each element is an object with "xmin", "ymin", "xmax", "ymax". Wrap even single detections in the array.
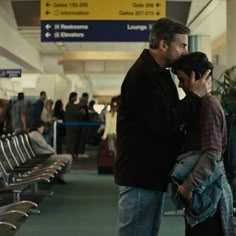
[{"xmin": 41, "ymin": 0, "xmax": 166, "ymax": 42}]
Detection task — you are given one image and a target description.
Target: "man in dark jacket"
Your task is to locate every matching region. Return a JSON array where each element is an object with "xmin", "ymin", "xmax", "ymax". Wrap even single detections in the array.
[
  {"xmin": 115, "ymin": 18, "xmax": 212, "ymax": 236},
  {"xmin": 34, "ymin": 91, "xmax": 46, "ymax": 121},
  {"xmin": 77, "ymin": 92, "xmax": 90, "ymax": 157},
  {"xmin": 65, "ymin": 92, "xmax": 82, "ymax": 158}
]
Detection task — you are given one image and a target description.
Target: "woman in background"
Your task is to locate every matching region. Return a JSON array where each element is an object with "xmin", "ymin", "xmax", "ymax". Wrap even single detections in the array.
[
  {"xmin": 41, "ymin": 99, "xmax": 57, "ymax": 144},
  {"xmin": 102, "ymin": 96, "xmax": 119, "ymax": 159}
]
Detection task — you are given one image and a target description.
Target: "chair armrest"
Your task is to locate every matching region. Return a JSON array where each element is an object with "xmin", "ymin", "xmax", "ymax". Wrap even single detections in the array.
[
  {"xmin": 0, "ymin": 221, "xmax": 16, "ymax": 230},
  {"xmin": 0, "ymin": 210, "xmax": 28, "ymax": 218}
]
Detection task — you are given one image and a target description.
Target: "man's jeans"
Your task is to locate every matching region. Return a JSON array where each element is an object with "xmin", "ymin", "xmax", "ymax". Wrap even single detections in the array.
[{"xmin": 118, "ymin": 186, "xmax": 165, "ymax": 236}]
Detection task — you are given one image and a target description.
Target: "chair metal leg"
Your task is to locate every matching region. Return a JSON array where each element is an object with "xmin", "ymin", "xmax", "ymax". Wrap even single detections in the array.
[
  {"xmin": 28, "ymin": 209, "xmax": 41, "ymax": 215},
  {"xmin": 13, "ymin": 190, "xmax": 22, "ymax": 202}
]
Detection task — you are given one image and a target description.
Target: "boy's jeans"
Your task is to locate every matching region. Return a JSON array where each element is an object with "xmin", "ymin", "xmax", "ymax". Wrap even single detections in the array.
[{"xmin": 118, "ymin": 186, "xmax": 165, "ymax": 236}]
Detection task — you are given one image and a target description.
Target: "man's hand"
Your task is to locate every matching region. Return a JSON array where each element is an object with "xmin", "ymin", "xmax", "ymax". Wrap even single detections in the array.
[
  {"xmin": 177, "ymin": 185, "xmax": 192, "ymax": 200},
  {"xmin": 189, "ymin": 69, "xmax": 212, "ymax": 98}
]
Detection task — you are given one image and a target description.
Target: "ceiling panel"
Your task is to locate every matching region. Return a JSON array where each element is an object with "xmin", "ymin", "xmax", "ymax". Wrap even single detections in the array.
[
  {"xmin": 188, "ymin": 0, "xmax": 226, "ymax": 40},
  {"xmin": 0, "ymin": 56, "xmax": 25, "ymax": 71},
  {"xmin": 20, "ymin": 34, "xmax": 61, "ymax": 54},
  {"xmin": 187, "ymin": 0, "xmax": 211, "ymax": 25}
]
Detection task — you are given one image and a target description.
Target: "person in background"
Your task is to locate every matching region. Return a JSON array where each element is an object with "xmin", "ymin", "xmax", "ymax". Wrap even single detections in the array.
[
  {"xmin": 87, "ymin": 100, "xmax": 100, "ymax": 146},
  {"xmin": 41, "ymin": 99, "xmax": 57, "ymax": 144},
  {"xmin": 97, "ymin": 103, "xmax": 108, "ymax": 136},
  {"xmin": 65, "ymin": 92, "xmax": 82, "ymax": 158},
  {"xmin": 102, "ymin": 96, "xmax": 118, "ymax": 159},
  {"xmin": 0, "ymin": 104, "xmax": 5, "ymax": 135},
  {"xmin": 171, "ymin": 52, "xmax": 235, "ymax": 236},
  {"xmin": 34, "ymin": 91, "xmax": 46, "ymax": 121},
  {"xmin": 100, "ymin": 103, "xmax": 109, "ymax": 123},
  {"xmin": 88, "ymin": 100, "xmax": 99, "ymax": 122},
  {"xmin": 12, "ymin": 92, "xmax": 27, "ymax": 134},
  {"xmin": 29, "ymin": 120, "xmax": 72, "ymax": 184},
  {"xmin": 26, "ymin": 100, "xmax": 34, "ymax": 131},
  {"xmin": 115, "ymin": 17, "xmax": 212, "ymax": 236},
  {"xmin": 5, "ymin": 100, "xmax": 13, "ymax": 133},
  {"xmin": 54, "ymin": 99, "xmax": 66, "ymax": 154},
  {"xmin": 77, "ymin": 92, "xmax": 90, "ymax": 158}
]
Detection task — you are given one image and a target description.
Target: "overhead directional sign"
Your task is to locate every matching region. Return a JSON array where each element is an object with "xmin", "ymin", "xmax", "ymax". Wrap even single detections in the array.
[
  {"xmin": 41, "ymin": 20, "xmax": 156, "ymax": 42},
  {"xmin": 0, "ymin": 69, "xmax": 21, "ymax": 78},
  {"xmin": 41, "ymin": 0, "xmax": 166, "ymax": 42},
  {"xmin": 41, "ymin": 0, "xmax": 165, "ymax": 20}
]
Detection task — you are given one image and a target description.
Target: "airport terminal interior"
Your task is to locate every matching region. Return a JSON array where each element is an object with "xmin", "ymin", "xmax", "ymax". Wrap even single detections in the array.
[{"xmin": 0, "ymin": 0, "xmax": 236, "ymax": 235}]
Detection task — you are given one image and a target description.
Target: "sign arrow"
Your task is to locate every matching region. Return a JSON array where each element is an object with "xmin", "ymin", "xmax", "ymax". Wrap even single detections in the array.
[
  {"xmin": 45, "ymin": 24, "xmax": 52, "ymax": 30},
  {"xmin": 156, "ymin": 11, "xmax": 160, "ymax": 15},
  {"xmin": 46, "ymin": 2, "xmax": 51, "ymax": 7},
  {"xmin": 46, "ymin": 10, "xmax": 51, "ymax": 15},
  {"xmin": 156, "ymin": 3, "xmax": 161, "ymax": 7},
  {"xmin": 45, "ymin": 32, "xmax": 51, "ymax": 38}
]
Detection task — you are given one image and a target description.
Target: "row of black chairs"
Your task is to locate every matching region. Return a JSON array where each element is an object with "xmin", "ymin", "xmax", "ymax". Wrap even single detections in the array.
[{"xmin": 0, "ymin": 133, "xmax": 68, "ymax": 234}]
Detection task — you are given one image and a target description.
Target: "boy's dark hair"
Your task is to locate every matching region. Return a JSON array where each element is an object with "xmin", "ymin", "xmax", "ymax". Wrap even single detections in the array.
[
  {"xmin": 30, "ymin": 120, "xmax": 44, "ymax": 132},
  {"xmin": 172, "ymin": 52, "xmax": 213, "ymax": 80},
  {"xmin": 149, "ymin": 18, "xmax": 190, "ymax": 49}
]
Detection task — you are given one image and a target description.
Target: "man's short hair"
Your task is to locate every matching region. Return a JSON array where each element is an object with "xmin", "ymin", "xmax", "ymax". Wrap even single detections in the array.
[
  {"xmin": 40, "ymin": 91, "xmax": 46, "ymax": 96},
  {"xmin": 149, "ymin": 18, "xmax": 190, "ymax": 49},
  {"xmin": 17, "ymin": 92, "xmax": 24, "ymax": 101},
  {"xmin": 172, "ymin": 52, "xmax": 213, "ymax": 80},
  {"xmin": 82, "ymin": 92, "xmax": 89, "ymax": 98}
]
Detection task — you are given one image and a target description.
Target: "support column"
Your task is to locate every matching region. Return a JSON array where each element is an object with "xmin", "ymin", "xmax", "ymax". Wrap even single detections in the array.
[
  {"xmin": 226, "ymin": 0, "xmax": 236, "ymax": 67},
  {"xmin": 189, "ymin": 35, "xmax": 211, "ymax": 59}
]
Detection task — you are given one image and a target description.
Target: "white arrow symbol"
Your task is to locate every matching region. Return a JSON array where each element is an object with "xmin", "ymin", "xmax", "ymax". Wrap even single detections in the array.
[
  {"xmin": 45, "ymin": 24, "xmax": 52, "ymax": 30},
  {"xmin": 45, "ymin": 32, "xmax": 51, "ymax": 38}
]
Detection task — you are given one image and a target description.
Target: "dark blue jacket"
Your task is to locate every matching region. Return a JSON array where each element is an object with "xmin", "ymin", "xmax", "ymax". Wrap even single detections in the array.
[
  {"xmin": 34, "ymin": 99, "xmax": 44, "ymax": 121},
  {"xmin": 171, "ymin": 151, "xmax": 223, "ymax": 226}
]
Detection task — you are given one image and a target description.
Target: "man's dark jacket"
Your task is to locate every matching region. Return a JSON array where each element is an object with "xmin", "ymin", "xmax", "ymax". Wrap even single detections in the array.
[
  {"xmin": 115, "ymin": 49, "xmax": 201, "ymax": 191},
  {"xmin": 34, "ymin": 99, "xmax": 44, "ymax": 121}
]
